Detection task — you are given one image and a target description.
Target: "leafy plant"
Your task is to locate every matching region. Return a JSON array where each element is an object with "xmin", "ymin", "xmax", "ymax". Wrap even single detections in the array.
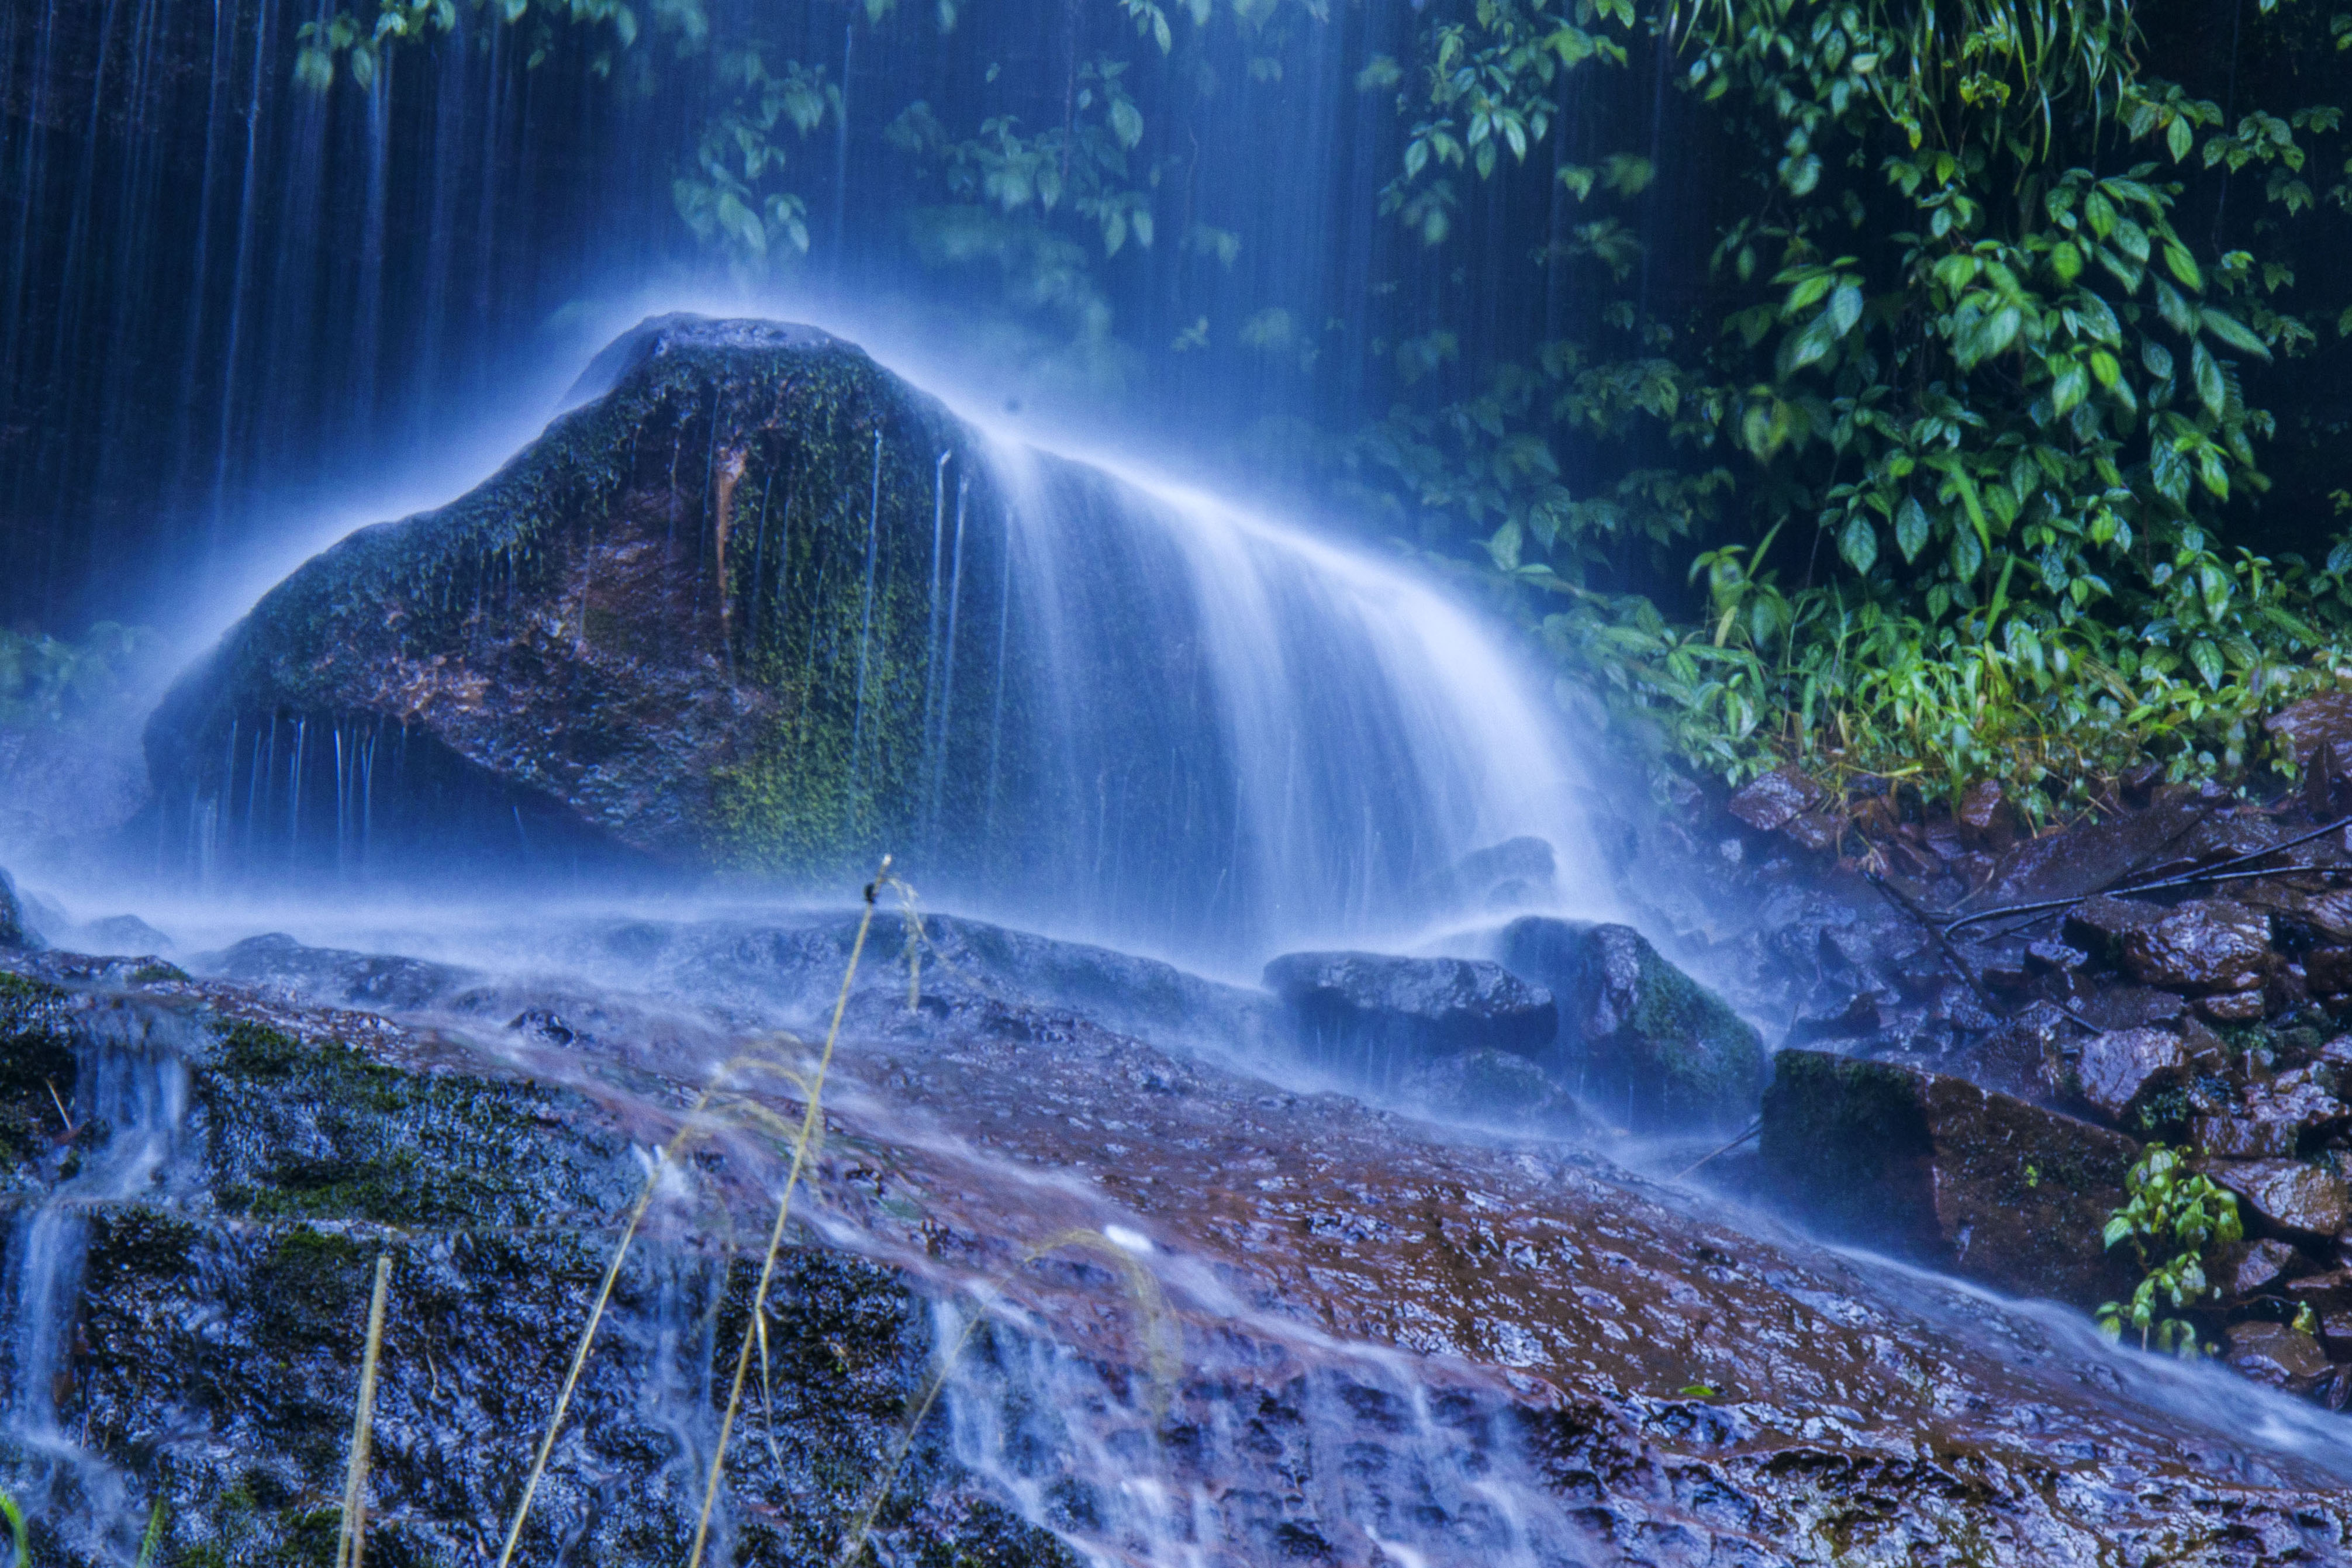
[
  {"xmin": 0, "ymin": 623, "xmax": 154, "ymax": 730},
  {"xmin": 2095, "ymin": 1143, "xmax": 2242, "ymax": 1357}
]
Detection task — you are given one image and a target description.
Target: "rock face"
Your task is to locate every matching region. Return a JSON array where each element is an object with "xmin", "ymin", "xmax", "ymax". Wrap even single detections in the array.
[
  {"xmin": 146, "ymin": 316, "xmax": 1017, "ymax": 885},
  {"xmin": 1263, "ymin": 951, "xmax": 1555, "ymax": 1087},
  {"xmin": 1761, "ymin": 1049, "xmax": 2140, "ymax": 1305},
  {"xmin": 2073, "ymin": 1025, "xmax": 2187, "ymax": 1121},
  {"xmin": 1492, "ymin": 917, "xmax": 1764, "ymax": 1131},
  {"xmin": 2218, "ymin": 1159, "xmax": 2352, "ymax": 1237},
  {"xmin": 6, "ymin": 925, "xmax": 2352, "ymax": 1564},
  {"xmin": 0, "ymin": 866, "xmax": 30, "ymax": 949}
]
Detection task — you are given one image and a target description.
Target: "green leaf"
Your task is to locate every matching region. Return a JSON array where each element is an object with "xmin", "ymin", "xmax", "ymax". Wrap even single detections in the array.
[
  {"xmin": 1839, "ymin": 516, "xmax": 1878, "ymax": 575},
  {"xmin": 2192, "ymin": 340, "xmax": 2225, "ymax": 414},
  {"xmin": 2189, "ymin": 637, "xmax": 2225, "ymax": 688},
  {"xmin": 2198, "ymin": 308, "xmax": 2271, "ymax": 360},
  {"xmin": 1896, "ymin": 496, "xmax": 1931, "ymax": 562}
]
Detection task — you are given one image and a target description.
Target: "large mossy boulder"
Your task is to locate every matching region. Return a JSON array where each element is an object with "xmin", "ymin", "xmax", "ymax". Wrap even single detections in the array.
[
  {"xmin": 1493, "ymin": 917, "xmax": 1764, "ymax": 1131},
  {"xmin": 1762, "ymin": 1048, "xmax": 2140, "ymax": 1307},
  {"xmin": 145, "ymin": 316, "xmax": 1029, "ymax": 883}
]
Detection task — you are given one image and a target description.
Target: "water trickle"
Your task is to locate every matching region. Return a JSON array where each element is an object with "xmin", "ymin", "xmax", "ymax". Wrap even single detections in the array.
[
  {"xmin": 935, "ymin": 1305, "xmax": 1595, "ymax": 1568},
  {"xmin": 2, "ymin": 999, "xmax": 192, "ymax": 1557}
]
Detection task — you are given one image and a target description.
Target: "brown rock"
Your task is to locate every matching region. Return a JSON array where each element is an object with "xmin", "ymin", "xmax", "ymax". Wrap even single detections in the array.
[
  {"xmin": 1957, "ymin": 779, "xmax": 2018, "ymax": 848},
  {"xmin": 2307, "ymin": 889, "xmax": 2352, "ymax": 942},
  {"xmin": 1783, "ymin": 810, "xmax": 1843, "ymax": 853},
  {"xmin": 2074, "ymin": 1027, "xmax": 2186, "ymax": 1121},
  {"xmin": 2062, "ymin": 896, "xmax": 2166, "ymax": 964},
  {"xmin": 2198, "ymin": 988, "xmax": 2268, "ymax": 1023},
  {"xmin": 1762, "ymin": 1049, "xmax": 2139, "ymax": 1307},
  {"xmin": 2307, "ymin": 947, "xmax": 2352, "ymax": 994},
  {"xmin": 2119, "ymin": 900, "xmax": 2272, "ymax": 993},
  {"xmin": 2225, "ymin": 1237, "xmax": 2302, "ymax": 1297},
  {"xmin": 2283, "ymin": 1267, "xmax": 2352, "ymax": 1312},
  {"xmin": 2226, "ymin": 1320, "xmax": 2332, "ymax": 1394},
  {"xmin": 2196, "ymin": 1113, "xmax": 2299, "ymax": 1159},
  {"xmin": 1726, "ymin": 767, "xmax": 1824, "ymax": 833},
  {"xmin": 2264, "ymin": 690, "xmax": 2352, "ymax": 772},
  {"xmin": 2238, "ymin": 1067, "xmax": 2347, "ymax": 1145},
  {"xmin": 2215, "ymin": 1159, "xmax": 2351, "ymax": 1236}
]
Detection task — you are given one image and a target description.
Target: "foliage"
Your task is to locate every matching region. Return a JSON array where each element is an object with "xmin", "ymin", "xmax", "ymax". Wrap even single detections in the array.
[
  {"xmin": 2094, "ymin": 1144, "xmax": 2242, "ymax": 1357},
  {"xmin": 1359, "ymin": 0, "xmax": 2352, "ymax": 811},
  {"xmin": 0, "ymin": 623, "xmax": 154, "ymax": 729}
]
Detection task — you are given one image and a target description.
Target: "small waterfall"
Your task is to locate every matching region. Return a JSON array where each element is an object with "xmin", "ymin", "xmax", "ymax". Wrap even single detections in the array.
[
  {"xmin": 935, "ymin": 1304, "xmax": 1597, "ymax": 1567},
  {"xmin": 2, "ymin": 999, "xmax": 192, "ymax": 1557},
  {"xmin": 975, "ymin": 438, "xmax": 1594, "ymax": 963}
]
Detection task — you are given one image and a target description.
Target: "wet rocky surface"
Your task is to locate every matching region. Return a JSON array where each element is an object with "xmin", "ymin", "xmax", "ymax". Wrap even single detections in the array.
[
  {"xmin": 1611, "ymin": 709, "xmax": 2352, "ymax": 1414},
  {"xmin": 2, "ymin": 906, "xmax": 2350, "ymax": 1563}
]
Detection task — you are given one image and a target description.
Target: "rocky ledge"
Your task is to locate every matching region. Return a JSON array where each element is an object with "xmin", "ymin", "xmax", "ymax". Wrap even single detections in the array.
[{"xmin": 1, "ymin": 900, "xmax": 2348, "ymax": 1563}]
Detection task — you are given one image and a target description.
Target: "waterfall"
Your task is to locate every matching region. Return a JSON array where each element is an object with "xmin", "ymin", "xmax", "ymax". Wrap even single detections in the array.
[
  {"xmin": 963, "ymin": 436, "xmax": 1593, "ymax": 964},
  {"xmin": 2, "ymin": 999, "xmax": 192, "ymax": 1557}
]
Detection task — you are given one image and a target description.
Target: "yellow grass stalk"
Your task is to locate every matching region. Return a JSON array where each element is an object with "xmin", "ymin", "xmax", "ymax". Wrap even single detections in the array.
[
  {"xmin": 686, "ymin": 857, "xmax": 892, "ymax": 1568},
  {"xmin": 334, "ymin": 1253, "xmax": 394, "ymax": 1568}
]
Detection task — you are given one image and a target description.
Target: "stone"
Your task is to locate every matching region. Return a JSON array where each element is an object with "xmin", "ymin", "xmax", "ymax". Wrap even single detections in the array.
[
  {"xmin": 1400, "ymin": 1048, "xmax": 1585, "ymax": 1134},
  {"xmin": 1956, "ymin": 778, "xmax": 2018, "ymax": 847},
  {"xmin": 2061, "ymin": 896, "xmax": 2165, "ymax": 965},
  {"xmin": 2198, "ymin": 989, "xmax": 2268, "ymax": 1023},
  {"xmin": 0, "ymin": 866, "xmax": 30, "ymax": 951},
  {"xmin": 2264, "ymin": 690, "xmax": 2352, "ymax": 775},
  {"xmin": 72, "ymin": 913, "xmax": 175, "ymax": 955},
  {"xmin": 2119, "ymin": 900, "xmax": 2273, "ymax": 993},
  {"xmin": 2026, "ymin": 940, "xmax": 2088, "ymax": 973},
  {"xmin": 1725, "ymin": 766, "xmax": 1824, "ymax": 833},
  {"xmin": 2237, "ymin": 1067, "xmax": 2347, "ymax": 1145},
  {"xmin": 2074, "ymin": 1027, "xmax": 2187, "ymax": 1121},
  {"xmin": 2305, "ymin": 947, "xmax": 2352, "ymax": 994},
  {"xmin": 2225, "ymin": 1321, "xmax": 2333, "ymax": 1396},
  {"xmin": 2226, "ymin": 1238, "xmax": 2303, "ymax": 1297},
  {"xmin": 2213, "ymin": 1159, "xmax": 2351, "ymax": 1237},
  {"xmin": 2196, "ymin": 1113, "xmax": 2300, "ymax": 1160},
  {"xmin": 1263, "ymin": 951, "xmax": 1556, "ymax": 1088},
  {"xmin": 1760, "ymin": 1049, "xmax": 2140, "ymax": 1307},
  {"xmin": 1783, "ymin": 810, "xmax": 1844, "ymax": 853},
  {"xmin": 205, "ymin": 932, "xmax": 475, "ymax": 1013},
  {"xmin": 1493, "ymin": 917, "xmax": 1766, "ymax": 1132}
]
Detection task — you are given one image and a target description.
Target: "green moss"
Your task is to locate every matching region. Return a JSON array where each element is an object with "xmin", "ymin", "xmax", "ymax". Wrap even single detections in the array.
[{"xmin": 1622, "ymin": 938, "xmax": 1767, "ymax": 1117}]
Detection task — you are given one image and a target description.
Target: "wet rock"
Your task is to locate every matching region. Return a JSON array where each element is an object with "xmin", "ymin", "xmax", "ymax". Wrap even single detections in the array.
[
  {"xmin": 1493, "ymin": 917, "xmax": 1765, "ymax": 1131},
  {"xmin": 1263, "ymin": 951, "xmax": 1556, "ymax": 1087},
  {"xmin": 2234, "ymin": 1067, "xmax": 2348, "ymax": 1149},
  {"xmin": 1787, "ymin": 986, "xmax": 1880, "ymax": 1044},
  {"xmin": 2074, "ymin": 1026, "xmax": 2187, "ymax": 1121},
  {"xmin": 2119, "ymin": 899, "xmax": 2273, "ymax": 993},
  {"xmin": 1963, "ymin": 1002, "xmax": 2070, "ymax": 1102},
  {"xmin": 72, "ymin": 914, "xmax": 174, "ymax": 955},
  {"xmin": 0, "ymin": 867, "xmax": 30, "ymax": 951},
  {"xmin": 2226, "ymin": 1238, "xmax": 2303, "ymax": 1297},
  {"xmin": 2226, "ymin": 1321, "xmax": 2332, "ymax": 1395},
  {"xmin": 2198, "ymin": 1113, "xmax": 2302, "ymax": 1160},
  {"xmin": 1400, "ymin": 1048, "xmax": 1584, "ymax": 1134},
  {"xmin": 1760, "ymin": 1049, "xmax": 2139, "ymax": 1306},
  {"xmin": 1782, "ymin": 810, "xmax": 1843, "ymax": 853},
  {"xmin": 203, "ymin": 932, "xmax": 474, "ymax": 1012},
  {"xmin": 2305, "ymin": 946, "xmax": 2352, "ymax": 994},
  {"xmin": 2061, "ymin": 895, "xmax": 2165, "ymax": 965},
  {"xmin": 1956, "ymin": 778, "xmax": 2018, "ymax": 848},
  {"xmin": 2026, "ymin": 940, "xmax": 2087, "ymax": 972},
  {"xmin": 1725, "ymin": 766, "xmax": 1824, "ymax": 833},
  {"xmin": 2265, "ymin": 690, "xmax": 2352, "ymax": 776},
  {"xmin": 2214, "ymin": 1159, "xmax": 2351, "ymax": 1237}
]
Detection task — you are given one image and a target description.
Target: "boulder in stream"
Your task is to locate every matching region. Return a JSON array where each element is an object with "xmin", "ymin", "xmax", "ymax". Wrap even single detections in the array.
[
  {"xmin": 1262, "ymin": 951, "xmax": 1555, "ymax": 1088},
  {"xmin": 1761, "ymin": 1048, "xmax": 2140, "ymax": 1306},
  {"xmin": 1493, "ymin": 916, "xmax": 1765, "ymax": 1131}
]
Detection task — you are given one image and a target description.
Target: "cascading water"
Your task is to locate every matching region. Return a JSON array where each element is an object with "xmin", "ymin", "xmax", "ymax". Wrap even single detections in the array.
[
  {"xmin": 2, "ymin": 999, "xmax": 190, "ymax": 1559},
  {"xmin": 970, "ymin": 437, "xmax": 1590, "ymax": 963}
]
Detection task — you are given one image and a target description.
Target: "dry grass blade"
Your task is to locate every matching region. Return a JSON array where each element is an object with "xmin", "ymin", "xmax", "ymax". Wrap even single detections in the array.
[
  {"xmin": 687, "ymin": 856, "xmax": 893, "ymax": 1568},
  {"xmin": 493, "ymin": 1037, "xmax": 798, "ymax": 1567},
  {"xmin": 334, "ymin": 1253, "xmax": 394, "ymax": 1568}
]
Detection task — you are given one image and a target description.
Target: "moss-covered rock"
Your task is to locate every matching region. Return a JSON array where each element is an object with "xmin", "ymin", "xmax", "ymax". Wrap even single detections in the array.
[
  {"xmin": 1494, "ymin": 917, "xmax": 1765, "ymax": 1131},
  {"xmin": 0, "ymin": 963, "xmax": 1075, "ymax": 1567},
  {"xmin": 144, "ymin": 316, "xmax": 1036, "ymax": 886},
  {"xmin": 1761, "ymin": 1048, "xmax": 2140, "ymax": 1307}
]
